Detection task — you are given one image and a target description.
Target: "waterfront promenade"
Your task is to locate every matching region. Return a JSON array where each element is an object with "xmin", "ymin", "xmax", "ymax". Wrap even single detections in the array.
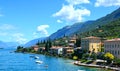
[{"xmin": 74, "ymin": 61, "xmax": 120, "ymax": 71}]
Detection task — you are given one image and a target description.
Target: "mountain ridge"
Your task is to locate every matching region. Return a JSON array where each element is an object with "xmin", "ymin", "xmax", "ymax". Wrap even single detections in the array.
[{"xmin": 24, "ymin": 7, "xmax": 120, "ymax": 47}]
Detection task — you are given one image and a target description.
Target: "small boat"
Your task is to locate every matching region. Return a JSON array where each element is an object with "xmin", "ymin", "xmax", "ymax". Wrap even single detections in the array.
[
  {"xmin": 78, "ymin": 70, "xmax": 85, "ymax": 71},
  {"xmin": 30, "ymin": 55, "xmax": 34, "ymax": 58},
  {"xmin": 34, "ymin": 56, "xmax": 39, "ymax": 59},
  {"xmin": 44, "ymin": 65, "xmax": 48, "ymax": 67},
  {"xmin": 35, "ymin": 60, "xmax": 43, "ymax": 64}
]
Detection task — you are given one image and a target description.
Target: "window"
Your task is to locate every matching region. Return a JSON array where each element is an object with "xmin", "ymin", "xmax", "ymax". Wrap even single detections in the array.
[
  {"xmin": 112, "ymin": 45, "xmax": 114, "ymax": 48},
  {"xmin": 118, "ymin": 50, "xmax": 120, "ymax": 55},
  {"xmin": 112, "ymin": 50, "xmax": 114, "ymax": 55},
  {"xmin": 115, "ymin": 44, "xmax": 116, "ymax": 48},
  {"xmin": 115, "ymin": 51, "xmax": 117, "ymax": 55}
]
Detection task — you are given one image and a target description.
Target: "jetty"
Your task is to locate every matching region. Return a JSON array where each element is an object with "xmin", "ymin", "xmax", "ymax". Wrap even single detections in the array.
[{"xmin": 74, "ymin": 61, "xmax": 120, "ymax": 71}]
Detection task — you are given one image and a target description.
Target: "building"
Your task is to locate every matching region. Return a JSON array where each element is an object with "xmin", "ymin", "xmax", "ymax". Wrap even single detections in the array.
[
  {"xmin": 81, "ymin": 36, "xmax": 101, "ymax": 53},
  {"xmin": 104, "ymin": 38, "xmax": 120, "ymax": 59},
  {"xmin": 62, "ymin": 47, "xmax": 74, "ymax": 56},
  {"xmin": 39, "ymin": 47, "xmax": 45, "ymax": 53},
  {"xmin": 50, "ymin": 46, "xmax": 63, "ymax": 55},
  {"xmin": 32, "ymin": 45, "xmax": 39, "ymax": 51},
  {"xmin": 74, "ymin": 47, "xmax": 83, "ymax": 54},
  {"xmin": 68, "ymin": 36, "xmax": 76, "ymax": 47}
]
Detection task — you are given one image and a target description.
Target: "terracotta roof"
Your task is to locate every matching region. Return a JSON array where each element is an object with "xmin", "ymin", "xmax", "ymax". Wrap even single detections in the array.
[
  {"xmin": 82, "ymin": 36, "xmax": 101, "ymax": 39},
  {"xmin": 32, "ymin": 45, "xmax": 39, "ymax": 48},
  {"xmin": 50, "ymin": 46, "xmax": 63, "ymax": 49},
  {"xmin": 105, "ymin": 38, "xmax": 120, "ymax": 42},
  {"xmin": 63, "ymin": 47, "xmax": 73, "ymax": 49}
]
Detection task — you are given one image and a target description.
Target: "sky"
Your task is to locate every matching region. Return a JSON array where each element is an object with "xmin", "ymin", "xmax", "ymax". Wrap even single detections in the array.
[{"xmin": 0, "ymin": 0, "xmax": 120, "ymax": 44}]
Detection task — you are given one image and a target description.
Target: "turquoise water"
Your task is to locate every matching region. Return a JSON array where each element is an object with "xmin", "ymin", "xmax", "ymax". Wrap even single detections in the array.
[{"xmin": 0, "ymin": 49, "xmax": 102, "ymax": 71}]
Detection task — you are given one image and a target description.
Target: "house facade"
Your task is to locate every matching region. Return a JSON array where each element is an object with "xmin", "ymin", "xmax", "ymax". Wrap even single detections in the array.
[
  {"xmin": 104, "ymin": 38, "xmax": 120, "ymax": 59},
  {"xmin": 62, "ymin": 47, "xmax": 74, "ymax": 55},
  {"xmin": 68, "ymin": 36, "xmax": 76, "ymax": 47},
  {"xmin": 81, "ymin": 36, "xmax": 101, "ymax": 53},
  {"xmin": 32, "ymin": 45, "xmax": 39, "ymax": 51},
  {"xmin": 50, "ymin": 46, "xmax": 63, "ymax": 55}
]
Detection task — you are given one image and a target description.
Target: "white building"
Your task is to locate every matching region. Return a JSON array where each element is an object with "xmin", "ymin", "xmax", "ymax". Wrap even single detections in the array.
[{"xmin": 104, "ymin": 38, "xmax": 120, "ymax": 59}]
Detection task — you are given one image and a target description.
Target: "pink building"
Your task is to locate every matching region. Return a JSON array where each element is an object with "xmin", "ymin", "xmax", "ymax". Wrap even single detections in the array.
[{"xmin": 32, "ymin": 45, "xmax": 39, "ymax": 51}]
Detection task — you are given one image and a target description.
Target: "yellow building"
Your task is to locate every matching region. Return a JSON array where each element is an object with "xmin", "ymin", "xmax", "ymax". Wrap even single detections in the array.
[
  {"xmin": 81, "ymin": 36, "xmax": 101, "ymax": 53},
  {"xmin": 104, "ymin": 38, "xmax": 120, "ymax": 59}
]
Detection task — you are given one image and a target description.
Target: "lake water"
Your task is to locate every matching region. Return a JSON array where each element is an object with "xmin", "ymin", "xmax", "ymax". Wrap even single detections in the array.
[{"xmin": 0, "ymin": 49, "xmax": 103, "ymax": 71}]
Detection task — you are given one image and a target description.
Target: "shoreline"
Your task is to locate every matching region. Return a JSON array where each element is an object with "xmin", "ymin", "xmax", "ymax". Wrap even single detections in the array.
[
  {"xmin": 15, "ymin": 51, "xmax": 120, "ymax": 71},
  {"xmin": 74, "ymin": 61, "xmax": 120, "ymax": 71}
]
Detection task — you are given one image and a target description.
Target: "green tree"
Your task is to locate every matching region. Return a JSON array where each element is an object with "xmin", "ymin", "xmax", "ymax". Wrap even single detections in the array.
[
  {"xmin": 75, "ymin": 38, "xmax": 81, "ymax": 47},
  {"xmin": 36, "ymin": 41, "xmax": 40, "ymax": 45},
  {"xmin": 45, "ymin": 41, "xmax": 49, "ymax": 52},
  {"xmin": 82, "ymin": 53, "xmax": 90, "ymax": 60},
  {"xmin": 48, "ymin": 40, "xmax": 52, "ymax": 49},
  {"xmin": 73, "ymin": 56, "xmax": 78, "ymax": 60},
  {"xmin": 90, "ymin": 53, "xmax": 97, "ymax": 60},
  {"xmin": 16, "ymin": 46, "xmax": 23, "ymax": 52}
]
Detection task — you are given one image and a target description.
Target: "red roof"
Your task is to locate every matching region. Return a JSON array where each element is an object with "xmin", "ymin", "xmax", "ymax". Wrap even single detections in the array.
[{"xmin": 105, "ymin": 38, "xmax": 120, "ymax": 42}]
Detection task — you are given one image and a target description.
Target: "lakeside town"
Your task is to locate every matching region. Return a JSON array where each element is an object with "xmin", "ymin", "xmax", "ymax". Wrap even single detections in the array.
[
  {"xmin": 1, "ymin": 0, "xmax": 120, "ymax": 71},
  {"xmin": 16, "ymin": 35, "xmax": 120, "ymax": 71}
]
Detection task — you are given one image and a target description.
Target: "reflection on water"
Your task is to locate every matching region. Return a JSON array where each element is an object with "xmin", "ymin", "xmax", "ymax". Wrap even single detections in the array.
[{"xmin": 0, "ymin": 49, "xmax": 102, "ymax": 71}]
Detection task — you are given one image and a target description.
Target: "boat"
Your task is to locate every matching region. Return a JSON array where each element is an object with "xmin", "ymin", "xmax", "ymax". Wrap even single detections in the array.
[
  {"xmin": 78, "ymin": 70, "xmax": 85, "ymax": 71},
  {"xmin": 29, "ymin": 55, "xmax": 34, "ymax": 58},
  {"xmin": 44, "ymin": 65, "xmax": 48, "ymax": 67},
  {"xmin": 35, "ymin": 60, "xmax": 43, "ymax": 64},
  {"xmin": 34, "ymin": 56, "xmax": 39, "ymax": 59}
]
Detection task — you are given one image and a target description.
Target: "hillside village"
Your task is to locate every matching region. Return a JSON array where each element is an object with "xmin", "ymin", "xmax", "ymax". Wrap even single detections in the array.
[
  {"xmin": 16, "ymin": 8, "xmax": 120, "ymax": 70},
  {"xmin": 16, "ymin": 34, "xmax": 120, "ymax": 69}
]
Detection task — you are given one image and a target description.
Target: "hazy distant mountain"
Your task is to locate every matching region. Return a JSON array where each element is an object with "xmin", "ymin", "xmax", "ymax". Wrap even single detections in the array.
[
  {"xmin": 0, "ymin": 41, "xmax": 8, "ymax": 48},
  {"xmin": 49, "ymin": 7, "xmax": 120, "ymax": 39},
  {"xmin": 24, "ymin": 37, "xmax": 46, "ymax": 47},
  {"xmin": 5, "ymin": 42, "xmax": 19, "ymax": 48},
  {"xmin": 0, "ymin": 41, "xmax": 19, "ymax": 49}
]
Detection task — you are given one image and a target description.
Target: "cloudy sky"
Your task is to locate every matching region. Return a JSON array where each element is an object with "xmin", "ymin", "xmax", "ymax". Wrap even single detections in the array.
[{"xmin": 0, "ymin": 0, "xmax": 119, "ymax": 44}]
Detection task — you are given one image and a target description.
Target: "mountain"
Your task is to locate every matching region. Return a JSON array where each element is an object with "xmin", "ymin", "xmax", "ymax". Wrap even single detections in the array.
[
  {"xmin": 49, "ymin": 21, "xmax": 94, "ymax": 40},
  {"xmin": 0, "ymin": 41, "xmax": 19, "ymax": 49},
  {"xmin": 49, "ymin": 26, "xmax": 70, "ymax": 40},
  {"xmin": 77, "ymin": 7, "xmax": 120, "ymax": 34},
  {"xmin": 5, "ymin": 42, "xmax": 20, "ymax": 48},
  {"xmin": 49, "ymin": 7, "xmax": 120, "ymax": 39},
  {"xmin": 80, "ymin": 18, "xmax": 120, "ymax": 39},
  {"xmin": 24, "ymin": 8, "xmax": 120, "ymax": 46},
  {"xmin": 24, "ymin": 37, "xmax": 46, "ymax": 47},
  {"xmin": 0, "ymin": 41, "xmax": 8, "ymax": 48}
]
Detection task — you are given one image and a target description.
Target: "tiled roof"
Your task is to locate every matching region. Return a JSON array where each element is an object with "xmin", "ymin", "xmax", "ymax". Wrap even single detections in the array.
[
  {"xmin": 82, "ymin": 36, "xmax": 101, "ymax": 39},
  {"xmin": 105, "ymin": 38, "xmax": 120, "ymax": 42}
]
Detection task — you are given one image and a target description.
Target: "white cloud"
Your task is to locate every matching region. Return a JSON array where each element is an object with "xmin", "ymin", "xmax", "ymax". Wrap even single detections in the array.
[
  {"xmin": 52, "ymin": 0, "xmax": 91, "ymax": 23},
  {"xmin": 34, "ymin": 25, "xmax": 49, "ymax": 36},
  {"xmin": 57, "ymin": 19, "xmax": 63, "ymax": 23},
  {"xmin": 66, "ymin": 0, "xmax": 90, "ymax": 5},
  {"xmin": 53, "ymin": 5, "xmax": 90, "ymax": 23},
  {"xmin": 33, "ymin": 32, "xmax": 39, "ymax": 38},
  {"xmin": 12, "ymin": 33, "xmax": 27, "ymax": 44},
  {"xmin": 95, "ymin": 0, "xmax": 120, "ymax": 7},
  {"xmin": 0, "ymin": 24, "xmax": 16, "ymax": 30}
]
